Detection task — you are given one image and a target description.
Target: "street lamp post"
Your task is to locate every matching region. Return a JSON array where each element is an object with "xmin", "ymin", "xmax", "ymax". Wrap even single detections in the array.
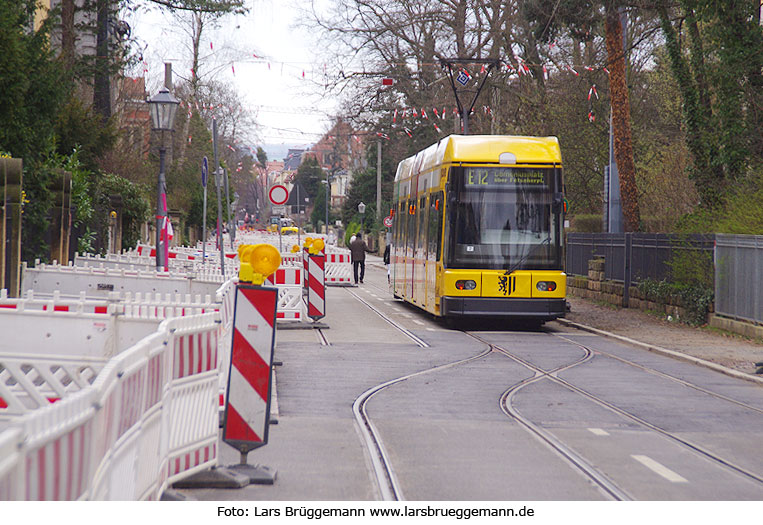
[
  {"xmin": 147, "ymin": 87, "xmax": 179, "ymax": 271},
  {"xmin": 325, "ymin": 169, "xmax": 330, "ymax": 235},
  {"xmin": 358, "ymin": 201, "xmax": 366, "ymax": 233}
]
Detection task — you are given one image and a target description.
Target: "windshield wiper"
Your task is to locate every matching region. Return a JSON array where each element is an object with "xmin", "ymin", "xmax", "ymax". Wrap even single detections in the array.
[{"xmin": 503, "ymin": 236, "xmax": 552, "ymax": 276}]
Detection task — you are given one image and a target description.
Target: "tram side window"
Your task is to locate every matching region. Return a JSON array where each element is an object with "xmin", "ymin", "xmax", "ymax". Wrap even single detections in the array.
[
  {"xmin": 407, "ymin": 200, "xmax": 416, "ymax": 254},
  {"xmin": 428, "ymin": 191, "xmax": 443, "ymax": 261},
  {"xmin": 418, "ymin": 197, "xmax": 427, "ymax": 257},
  {"xmin": 397, "ymin": 202, "xmax": 406, "ymax": 256},
  {"xmin": 393, "ymin": 202, "xmax": 402, "ymax": 251}
]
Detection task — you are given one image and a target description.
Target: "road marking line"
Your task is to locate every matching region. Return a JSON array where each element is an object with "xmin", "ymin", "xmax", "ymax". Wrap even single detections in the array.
[
  {"xmin": 426, "ymin": 328, "xmax": 436, "ymax": 331},
  {"xmin": 412, "ymin": 320, "xmax": 425, "ymax": 325},
  {"xmin": 631, "ymin": 455, "xmax": 688, "ymax": 483},
  {"xmin": 587, "ymin": 428, "xmax": 610, "ymax": 436}
]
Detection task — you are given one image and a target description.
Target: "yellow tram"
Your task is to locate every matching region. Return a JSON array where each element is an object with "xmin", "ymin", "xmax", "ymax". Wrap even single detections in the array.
[{"xmin": 390, "ymin": 135, "xmax": 567, "ymax": 322}]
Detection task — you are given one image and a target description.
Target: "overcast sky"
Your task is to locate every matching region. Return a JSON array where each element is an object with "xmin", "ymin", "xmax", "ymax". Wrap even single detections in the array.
[{"xmin": 127, "ymin": 0, "xmax": 337, "ymax": 157}]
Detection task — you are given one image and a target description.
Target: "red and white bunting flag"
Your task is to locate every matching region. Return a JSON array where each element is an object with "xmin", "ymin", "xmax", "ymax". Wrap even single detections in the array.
[
  {"xmin": 588, "ymin": 85, "xmax": 599, "ymax": 101},
  {"xmin": 376, "ymin": 132, "xmax": 389, "ymax": 140},
  {"xmin": 393, "ymin": 108, "xmax": 397, "ymax": 123},
  {"xmin": 433, "ymin": 122, "xmax": 441, "ymax": 133},
  {"xmin": 433, "ymin": 108, "xmax": 439, "ymax": 118},
  {"xmin": 402, "ymin": 108, "xmax": 407, "ymax": 119},
  {"xmin": 588, "ymin": 110, "xmax": 596, "ymax": 122},
  {"xmin": 210, "ymin": 42, "xmax": 213, "ymax": 50},
  {"xmin": 603, "ymin": 67, "xmax": 610, "ymax": 75},
  {"xmin": 422, "ymin": 108, "xmax": 428, "ymax": 119},
  {"xmin": 566, "ymin": 65, "xmax": 579, "ymax": 76},
  {"xmin": 232, "ymin": 64, "xmax": 235, "ymax": 75},
  {"xmin": 404, "ymin": 127, "xmax": 412, "ymax": 137}
]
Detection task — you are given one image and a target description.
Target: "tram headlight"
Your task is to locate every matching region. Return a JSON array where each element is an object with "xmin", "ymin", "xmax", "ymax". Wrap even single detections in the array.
[
  {"xmin": 536, "ymin": 281, "xmax": 557, "ymax": 292},
  {"xmin": 455, "ymin": 280, "xmax": 477, "ymax": 290}
]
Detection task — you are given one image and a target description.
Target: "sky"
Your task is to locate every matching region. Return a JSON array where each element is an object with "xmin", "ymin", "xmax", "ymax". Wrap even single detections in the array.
[{"xmin": 126, "ymin": 0, "xmax": 337, "ymax": 160}]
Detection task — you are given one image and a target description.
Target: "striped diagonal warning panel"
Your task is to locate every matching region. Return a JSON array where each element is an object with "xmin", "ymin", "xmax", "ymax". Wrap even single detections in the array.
[
  {"xmin": 308, "ymin": 254, "xmax": 326, "ymax": 320},
  {"xmin": 223, "ymin": 285, "xmax": 278, "ymax": 452}
]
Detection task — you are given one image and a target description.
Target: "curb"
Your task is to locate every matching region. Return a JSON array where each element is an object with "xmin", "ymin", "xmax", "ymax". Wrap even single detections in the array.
[{"xmin": 555, "ymin": 318, "xmax": 763, "ymax": 386}]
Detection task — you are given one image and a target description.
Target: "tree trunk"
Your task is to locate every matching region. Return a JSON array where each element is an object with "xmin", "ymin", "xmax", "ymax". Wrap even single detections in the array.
[
  {"xmin": 94, "ymin": 0, "xmax": 111, "ymax": 119},
  {"xmin": 61, "ymin": 0, "xmax": 75, "ymax": 69},
  {"xmin": 605, "ymin": 9, "xmax": 640, "ymax": 232}
]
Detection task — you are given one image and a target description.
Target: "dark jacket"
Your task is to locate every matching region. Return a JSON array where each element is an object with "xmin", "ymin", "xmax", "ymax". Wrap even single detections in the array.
[
  {"xmin": 383, "ymin": 244, "xmax": 390, "ymax": 265},
  {"xmin": 350, "ymin": 237, "xmax": 368, "ymax": 262}
]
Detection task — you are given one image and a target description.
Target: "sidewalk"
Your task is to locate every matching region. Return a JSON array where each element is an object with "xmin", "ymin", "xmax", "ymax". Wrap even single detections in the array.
[{"xmin": 562, "ymin": 295, "xmax": 763, "ymax": 377}]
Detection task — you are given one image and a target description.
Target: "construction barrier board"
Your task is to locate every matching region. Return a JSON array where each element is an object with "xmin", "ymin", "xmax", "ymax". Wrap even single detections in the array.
[
  {"xmin": 307, "ymin": 254, "xmax": 326, "ymax": 321},
  {"xmin": 222, "ymin": 284, "xmax": 278, "ymax": 453}
]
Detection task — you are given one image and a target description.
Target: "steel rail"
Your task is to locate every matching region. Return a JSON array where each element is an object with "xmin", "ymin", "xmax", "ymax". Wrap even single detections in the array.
[
  {"xmin": 345, "ymin": 288, "xmax": 430, "ymax": 348},
  {"xmin": 552, "ymin": 332, "xmax": 763, "ymax": 416},
  {"xmin": 352, "ymin": 347, "xmax": 492, "ymax": 501},
  {"xmin": 466, "ymin": 331, "xmax": 633, "ymax": 501},
  {"xmin": 473, "ymin": 331, "xmax": 763, "ymax": 489}
]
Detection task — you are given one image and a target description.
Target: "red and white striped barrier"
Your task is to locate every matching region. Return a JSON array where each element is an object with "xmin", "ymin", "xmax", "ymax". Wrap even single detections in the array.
[
  {"xmin": 265, "ymin": 268, "xmax": 304, "ymax": 321},
  {"xmin": 325, "ymin": 248, "xmax": 353, "ymax": 285},
  {"xmin": 307, "ymin": 254, "xmax": 326, "ymax": 320},
  {"xmin": 0, "ymin": 312, "xmax": 221, "ymax": 500},
  {"xmin": 223, "ymin": 285, "xmax": 277, "ymax": 450},
  {"xmin": 22, "ymin": 262, "xmax": 227, "ymax": 299},
  {"xmin": 0, "ymin": 291, "xmax": 225, "ymax": 421}
]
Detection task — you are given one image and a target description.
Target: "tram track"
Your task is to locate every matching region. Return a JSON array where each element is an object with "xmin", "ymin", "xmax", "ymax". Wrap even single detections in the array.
[
  {"xmin": 466, "ymin": 331, "xmax": 763, "ymax": 496},
  {"xmin": 551, "ymin": 332, "xmax": 763, "ymax": 416},
  {"xmin": 352, "ymin": 265, "xmax": 763, "ymax": 498},
  {"xmin": 345, "ymin": 283, "xmax": 495, "ymax": 500},
  {"xmin": 465, "ymin": 331, "xmax": 633, "ymax": 500}
]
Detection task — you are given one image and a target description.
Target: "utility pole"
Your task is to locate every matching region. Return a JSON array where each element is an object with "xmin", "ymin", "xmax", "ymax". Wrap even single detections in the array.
[
  {"xmin": 376, "ymin": 140, "xmax": 382, "ymax": 223},
  {"xmin": 213, "ymin": 119, "xmax": 225, "ymax": 276}
]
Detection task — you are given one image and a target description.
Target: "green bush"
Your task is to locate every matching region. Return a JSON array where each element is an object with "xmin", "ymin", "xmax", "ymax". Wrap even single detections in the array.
[
  {"xmin": 666, "ymin": 246, "xmax": 714, "ymax": 289},
  {"xmin": 638, "ymin": 278, "xmax": 713, "ymax": 326}
]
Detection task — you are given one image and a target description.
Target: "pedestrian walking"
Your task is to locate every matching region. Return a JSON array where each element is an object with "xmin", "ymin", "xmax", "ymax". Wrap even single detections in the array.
[
  {"xmin": 383, "ymin": 243, "xmax": 391, "ymax": 283},
  {"xmin": 350, "ymin": 231, "xmax": 369, "ymax": 284}
]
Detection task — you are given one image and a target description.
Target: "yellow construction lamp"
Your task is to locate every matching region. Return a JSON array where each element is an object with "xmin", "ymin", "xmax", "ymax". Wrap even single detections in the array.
[
  {"xmin": 239, "ymin": 243, "xmax": 281, "ymax": 285},
  {"xmin": 309, "ymin": 238, "xmax": 325, "ymax": 255},
  {"xmin": 303, "ymin": 237, "xmax": 313, "ymax": 248},
  {"xmin": 238, "ymin": 245, "xmax": 255, "ymax": 283},
  {"xmin": 290, "ymin": 244, "xmax": 300, "ymax": 253}
]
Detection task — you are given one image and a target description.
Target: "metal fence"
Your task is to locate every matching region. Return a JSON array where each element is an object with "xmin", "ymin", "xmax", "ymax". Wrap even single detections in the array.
[
  {"xmin": 566, "ymin": 233, "xmax": 715, "ymax": 282},
  {"xmin": 566, "ymin": 233, "xmax": 715, "ymax": 306},
  {"xmin": 714, "ymin": 234, "xmax": 763, "ymax": 324}
]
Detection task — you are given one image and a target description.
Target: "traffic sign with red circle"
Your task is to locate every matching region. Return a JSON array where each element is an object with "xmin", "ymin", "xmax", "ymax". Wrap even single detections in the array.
[
  {"xmin": 269, "ymin": 185, "xmax": 289, "ymax": 205},
  {"xmin": 383, "ymin": 216, "xmax": 393, "ymax": 228}
]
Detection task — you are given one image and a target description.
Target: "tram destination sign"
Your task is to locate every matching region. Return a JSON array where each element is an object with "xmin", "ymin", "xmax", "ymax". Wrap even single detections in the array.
[{"xmin": 465, "ymin": 168, "xmax": 549, "ymax": 188}]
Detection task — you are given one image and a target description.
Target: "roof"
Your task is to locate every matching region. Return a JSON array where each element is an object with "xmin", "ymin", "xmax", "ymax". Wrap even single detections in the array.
[{"xmin": 395, "ymin": 135, "xmax": 562, "ymax": 182}]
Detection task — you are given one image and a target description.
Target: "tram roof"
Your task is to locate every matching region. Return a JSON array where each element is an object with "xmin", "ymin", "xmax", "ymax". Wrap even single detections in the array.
[{"xmin": 395, "ymin": 135, "xmax": 561, "ymax": 182}]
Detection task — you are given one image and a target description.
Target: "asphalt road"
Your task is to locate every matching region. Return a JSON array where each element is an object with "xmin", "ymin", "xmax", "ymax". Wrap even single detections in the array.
[{"xmin": 178, "ymin": 256, "xmax": 763, "ymax": 501}]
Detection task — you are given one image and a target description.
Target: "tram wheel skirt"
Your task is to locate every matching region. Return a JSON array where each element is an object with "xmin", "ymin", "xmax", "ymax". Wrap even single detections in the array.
[{"xmin": 440, "ymin": 296, "xmax": 566, "ymax": 321}]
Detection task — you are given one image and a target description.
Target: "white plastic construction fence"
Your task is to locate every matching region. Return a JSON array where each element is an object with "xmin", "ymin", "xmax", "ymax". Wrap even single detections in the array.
[{"xmin": 0, "ymin": 312, "xmax": 220, "ymax": 500}]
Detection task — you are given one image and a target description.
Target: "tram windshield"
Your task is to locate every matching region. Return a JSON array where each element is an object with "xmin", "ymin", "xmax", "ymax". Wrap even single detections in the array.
[{"xmin": 448, "ymin": 167, "xmax": 562, "ymax": 270}]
